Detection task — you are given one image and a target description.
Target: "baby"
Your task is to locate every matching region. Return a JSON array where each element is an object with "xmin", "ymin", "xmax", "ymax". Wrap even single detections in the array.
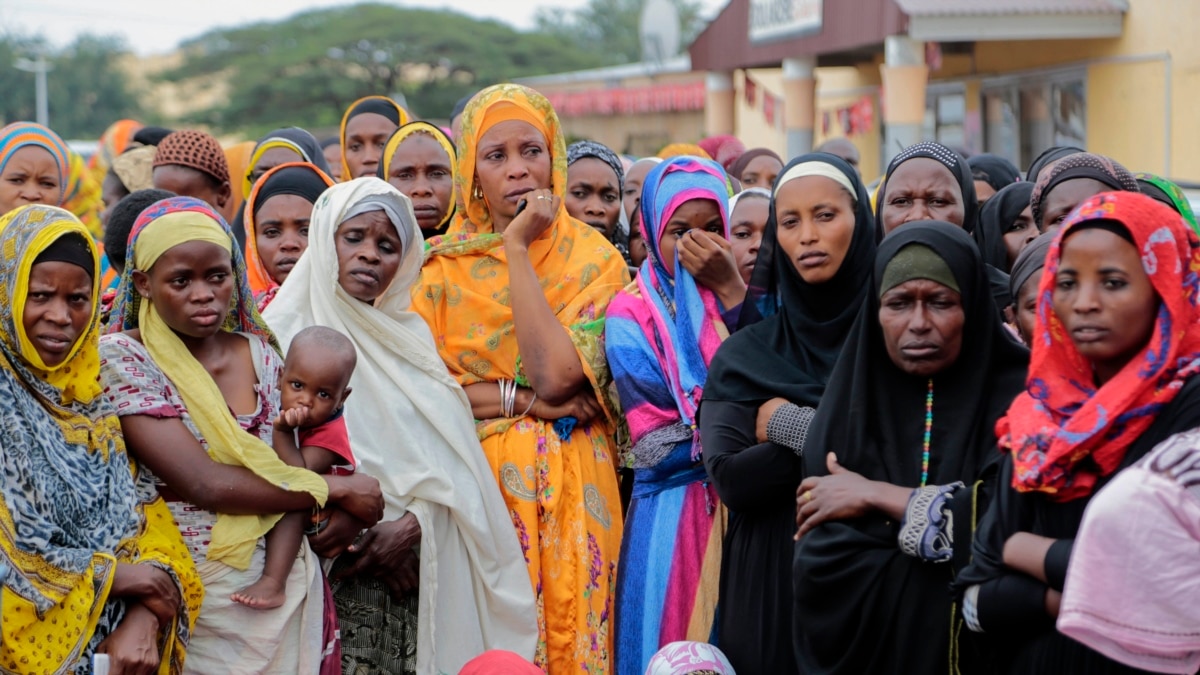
[{"xmin": 233, "ymin": 325, "xmax": 357, "ymax": 609}]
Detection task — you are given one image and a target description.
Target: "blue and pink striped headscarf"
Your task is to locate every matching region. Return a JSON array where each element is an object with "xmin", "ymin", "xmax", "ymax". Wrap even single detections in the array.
[
  {"xmin": 0, "ymin": 122, "xmax": 69, "ymax": 193},
  {"xmin": 629, "ymin": 156, "xmax": 730, "ymax": 448}
]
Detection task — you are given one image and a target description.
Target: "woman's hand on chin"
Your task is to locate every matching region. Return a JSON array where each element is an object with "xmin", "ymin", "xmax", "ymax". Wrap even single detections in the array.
[
  {"xmin": 502, "ymin": 189, "xmax": 559, "ymax": 251},
  {"xmin": 326, "ymin": 472, "xmax": 384, "ymax": 525},
  {"xmin": 678, "ymin": 230, "xmax": 746, "ymax": 308}
]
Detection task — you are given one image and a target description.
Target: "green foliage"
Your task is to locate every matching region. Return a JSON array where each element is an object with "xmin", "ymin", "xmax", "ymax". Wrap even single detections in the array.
[
  {"xmin": 157, "ymin": 3, "xmax": 610, "ymax": 136},
  {"xmin": 0, "ymin": 34, "xmax": 144, "ymax": 138},
  {"xmin": 535, "ymin": 0, "xmax": 707, "ymax": 66}
]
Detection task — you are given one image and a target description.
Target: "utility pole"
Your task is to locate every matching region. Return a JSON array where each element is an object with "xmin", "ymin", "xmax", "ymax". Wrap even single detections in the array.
[{"xmin": 14, "ymin": 55, "xmax": 52, "ymax": 128}]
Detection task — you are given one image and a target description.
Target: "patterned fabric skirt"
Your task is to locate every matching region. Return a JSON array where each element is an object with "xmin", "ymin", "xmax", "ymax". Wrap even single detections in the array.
[{"xmin": 329, "ymin": 557, "xmax": 419, "ymax": 675}]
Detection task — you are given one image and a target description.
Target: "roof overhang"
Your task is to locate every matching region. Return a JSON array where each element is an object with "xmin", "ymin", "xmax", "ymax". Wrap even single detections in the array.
[{"xmin": 897, "ymin": 0, "xmax": 1127, "ymax": 42}]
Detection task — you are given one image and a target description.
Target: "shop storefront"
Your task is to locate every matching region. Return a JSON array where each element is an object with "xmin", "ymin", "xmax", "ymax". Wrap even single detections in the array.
[
  {"xmin": 689, "ymin": 0, "xmax": 1197, "ymax": 181},
  {"xmin": 518, "ymin": 57, "xmax": 707, "ymax": 156}
]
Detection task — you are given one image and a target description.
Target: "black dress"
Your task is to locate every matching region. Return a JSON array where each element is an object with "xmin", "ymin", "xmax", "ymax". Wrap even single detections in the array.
[
  {"xmin": 955, "ymin": 376, "xmax": 1200, "ymax": 675},
  {"xmin": 701, "ymin": 154, "xmax": 876, "ymax": 675},
  {"xmin": 792, "ymin": 222, "xmax": 1029, "ymax": 675}
]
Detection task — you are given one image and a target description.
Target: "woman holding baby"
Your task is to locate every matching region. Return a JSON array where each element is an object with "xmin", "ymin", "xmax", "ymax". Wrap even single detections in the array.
[
  {"xmin": 264, "ymin": 177, "xmax": 538, "ymax": 674},
  {"xmin": 99, "ymin": 196, "xmax": 384, "ymax": 672}
]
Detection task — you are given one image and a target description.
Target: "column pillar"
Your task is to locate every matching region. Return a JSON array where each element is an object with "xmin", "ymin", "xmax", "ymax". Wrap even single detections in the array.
[
  {"xmin": 705, "ymin": 71, "xmax": 736, "ymax": 138},
  {"xmin": 782, "ymin": 57, "xmax": 817, "ymax": 160},
  {"xmin": 1021, "ymin": 85, "xmax": 1054, "ymax": 165},
  {"xmin": 880, "ymin": 35, "xmax": 928, "ymax": 166}
]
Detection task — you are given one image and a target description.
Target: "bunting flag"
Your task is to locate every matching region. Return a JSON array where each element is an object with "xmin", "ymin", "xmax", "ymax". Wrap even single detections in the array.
[{"xmin": 818, "ymin": 96, "xmax": 876, "ymax": 137}]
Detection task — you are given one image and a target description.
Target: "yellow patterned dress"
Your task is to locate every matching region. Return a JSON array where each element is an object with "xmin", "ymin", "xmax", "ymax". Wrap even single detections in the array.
[
  {"xmin": 0, "ymin": 205, "xmax": 202, "ymax": 674},
  {"xmin": 411, "ymin": 83, "xmax": 629, "ymax": 674}
]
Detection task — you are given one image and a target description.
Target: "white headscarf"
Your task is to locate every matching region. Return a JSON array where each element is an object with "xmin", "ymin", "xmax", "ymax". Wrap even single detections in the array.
[{"xmin": 264, "ymin": 177, "xmax": 537, "ymax": 674}]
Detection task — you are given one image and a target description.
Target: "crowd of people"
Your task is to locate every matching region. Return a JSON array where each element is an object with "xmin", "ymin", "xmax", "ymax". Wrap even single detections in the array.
[{"xmin": 1, "ymin": 78, "xmax": 1198, "ymax": 675}]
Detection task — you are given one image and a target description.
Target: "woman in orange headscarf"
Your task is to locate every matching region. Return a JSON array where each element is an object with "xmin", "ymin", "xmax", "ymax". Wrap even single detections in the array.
[
  {"xmin": 88, "ymin": 118, "xmax": 142, "ymax": 184},
  {"xmin": 412, "ymin": 83, "xmax": 629, "ymax": 674}
]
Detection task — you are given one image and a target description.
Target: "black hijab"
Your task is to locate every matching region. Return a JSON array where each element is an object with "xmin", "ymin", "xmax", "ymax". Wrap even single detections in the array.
[
  {"xmin": 250, "ymin": 164, "xmax": 331, "ymax": 220},
  {"xmin": 347, "ymin": 97, "xmax": 405, "ymax": 126},
  {"xmin": 1008, "ymin": 230, "xmax": 1054, "ymax": 301},
  {"xmin": 973, "ymin": 181, "xmax": 1034, "ymax": 271},
  {"xmin": 1025, "ymin": 145, "xmax": 1083, "ymax": 183},
  {"xmin": 251, "ymin": 127, "xmax": 331, "ymax": 177},
  {"xmin": 793, "ymin": 221, "xmax": 1028, "ymax": 675},
  {"xmin": 968, "ymin": 153, "xmax": 1020, "ymax": 193},
  {"xmin": 875, "ymin": 142, "xmax": 978, "ymax": 240},
  {"xmin": 704, "ymin": 153, "xmax": 875, "ymax": 405}
]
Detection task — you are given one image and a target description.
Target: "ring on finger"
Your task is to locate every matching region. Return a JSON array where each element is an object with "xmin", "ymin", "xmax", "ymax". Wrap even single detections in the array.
[{"xmin": 802, "ymin": 490, "xmax": 814, "ymax": 503}]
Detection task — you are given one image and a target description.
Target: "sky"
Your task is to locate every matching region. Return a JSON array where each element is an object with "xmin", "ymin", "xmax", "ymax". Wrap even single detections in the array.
[{"xmin": 1, "ymin": 0, "xmax": 725, "ymax": 56}]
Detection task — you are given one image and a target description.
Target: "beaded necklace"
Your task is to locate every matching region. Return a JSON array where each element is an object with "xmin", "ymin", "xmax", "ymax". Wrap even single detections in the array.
[{"xmin": 921, "ymin": 378, "xmax": 933, "ymax": 487}]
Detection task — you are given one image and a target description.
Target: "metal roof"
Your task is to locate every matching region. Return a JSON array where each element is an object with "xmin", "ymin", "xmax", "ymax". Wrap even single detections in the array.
[
  {"xmin": 895, "ymin": 0, "xmax": 1127, "ymax": 16},
  {"xmin": 689, "ymin": 0, "xmax": 907, "ymax": 72}
]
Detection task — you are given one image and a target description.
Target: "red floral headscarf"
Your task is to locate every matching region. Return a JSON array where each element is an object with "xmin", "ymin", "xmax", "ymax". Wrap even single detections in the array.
[{"xmin": 1001, "ymin": 191, "xmax": 1200, "ymax": 501}]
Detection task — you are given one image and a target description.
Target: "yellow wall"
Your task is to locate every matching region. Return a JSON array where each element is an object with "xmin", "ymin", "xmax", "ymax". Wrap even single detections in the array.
[
  {"xmin": 734, "ymin": 69, "xmax": 787, "ymax": 154},
  {"xmin": 729, "ymin": 64, "xmax": 886, "ymax": 177},
  {"xmin": 964, "ymin": 0, "xmax": 1200, "ymax": 180},
  {"xmin": 813, "ymin": 65, "xmax": 884, "ymax": 179}
]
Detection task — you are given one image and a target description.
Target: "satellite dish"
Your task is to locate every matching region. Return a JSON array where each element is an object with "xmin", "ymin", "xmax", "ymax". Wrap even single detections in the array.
[{"xmin": 640, "ymin": 0, "xmax": 681, "ymax": 66}]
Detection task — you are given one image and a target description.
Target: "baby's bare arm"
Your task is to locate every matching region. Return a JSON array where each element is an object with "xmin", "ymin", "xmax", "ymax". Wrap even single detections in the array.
[
  {"xmin": 271, "ymin": 426, "xmax": 306, "ymax": 468},
  {"xmin": 301, "ymin": 445, "xmax": 343, "ymax": 474}
]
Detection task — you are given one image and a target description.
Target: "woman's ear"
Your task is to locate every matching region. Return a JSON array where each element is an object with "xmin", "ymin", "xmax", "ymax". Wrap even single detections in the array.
[{"xmin": 132, "ymin": 269, "xmax": 151, "ymax": 299}]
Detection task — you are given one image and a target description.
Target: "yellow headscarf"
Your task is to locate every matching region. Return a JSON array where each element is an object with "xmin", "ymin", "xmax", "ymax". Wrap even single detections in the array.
[
  {"xmin": 127, "ymin": 202, "xmax": 329, "ymax": 569},
  {"xmin": 62, "ymin": 151, "xmax": 105, "ymax": 238},
  {"xmin": 223, "ymin": 140, "xmax": 256, "ymax": 224},
  {"xmin": 380, "ymin": 121, "xmax": 458, "ymax": 233},
  {"xmin": 88, "ymin": 118, "xmax": 142, "ymax": 184},
  {"xmin": 0, "ymin": 204, "xmax": 102, "ymax": 404},
  {"xmin": 339, "ymin": 95, "xmax": 410, "ymax": 181},
  {"xmin": 451, "ymin": 84, "xmax": 568, "ymax": 235},
  {"xmin": 657, "ymin": 143, "xmax": 712, "ymax": 160},
  {"xmin": 0, "ymin": 203, "xmax": 203, "ymax": 674}
]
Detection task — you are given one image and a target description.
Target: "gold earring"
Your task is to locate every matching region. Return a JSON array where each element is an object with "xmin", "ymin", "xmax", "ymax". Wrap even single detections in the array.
[{"xmin": 472, "ymin": 182, "xmax": 483, "ymax": 201}]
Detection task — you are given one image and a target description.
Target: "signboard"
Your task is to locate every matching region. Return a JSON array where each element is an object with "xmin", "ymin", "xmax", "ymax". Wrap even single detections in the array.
[
  {"xmin": 542, "ymin": 82, "xmax": 706, "ymax": 118},
  {"xmin": 749, "ymin": 0, "xmax": 823, "ymax": 43}
]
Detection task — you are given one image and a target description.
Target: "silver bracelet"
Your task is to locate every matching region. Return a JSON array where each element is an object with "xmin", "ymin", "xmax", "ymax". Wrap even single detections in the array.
[
  {"xmin": 499, "ymin": 379, "xmax": 518, "ymax": 417},
  {"xmin": 518, "ymin": 391, "xmax": 537, "ymax": 418}
]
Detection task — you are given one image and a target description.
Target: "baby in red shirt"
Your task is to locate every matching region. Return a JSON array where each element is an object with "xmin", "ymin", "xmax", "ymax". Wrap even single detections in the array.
[{"xmin": 233, "ymin": 325, "xmax": 357, "ymax": 609}]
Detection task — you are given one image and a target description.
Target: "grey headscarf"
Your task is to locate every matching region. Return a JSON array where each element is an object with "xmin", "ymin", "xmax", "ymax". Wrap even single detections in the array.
[
  {"xmin": 567, "ymin": 140, "xmax": 625, "ymax": 194},
  {"xmin": 343, "ymin": 193, "xmax": 415, "ymax": 257},
  {"xmin": 567, "ymin": 140, "xmax": 629, "ymax": 261}
]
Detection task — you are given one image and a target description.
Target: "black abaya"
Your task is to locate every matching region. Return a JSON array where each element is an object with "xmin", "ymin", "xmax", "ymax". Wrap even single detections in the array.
[
  {"xmin": 701, "ymin": 153, "xmax": 876, "ymax": 674},
  {"xmin": 955, "ymin": 376, "xmax": 1200, "ymax": 675},
  {"xmin": 792, "ymin": 221, "xmax": 1029, "ymax": 675}
]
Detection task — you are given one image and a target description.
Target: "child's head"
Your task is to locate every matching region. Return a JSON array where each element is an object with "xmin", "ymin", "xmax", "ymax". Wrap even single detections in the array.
[
  {"xmin": 281, "ymin": 326, "xmax": 356, "ymax": 427},
  {"xmin": 105, "ymin": 188, "xmax": 175, "ymax": 273}
]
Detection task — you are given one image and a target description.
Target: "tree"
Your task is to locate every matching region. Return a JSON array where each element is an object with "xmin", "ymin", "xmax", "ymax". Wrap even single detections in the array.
[
  {"xmin": 534, "ymin": 0, "xmax": 708, "ymax": 67},
  {"xmin": 0, "ymin": 33, "xmax": 145, "ymax": 138},
  {"xmin": 157, "ymin": 4, "xmax": 611, "ymax": 136}
]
